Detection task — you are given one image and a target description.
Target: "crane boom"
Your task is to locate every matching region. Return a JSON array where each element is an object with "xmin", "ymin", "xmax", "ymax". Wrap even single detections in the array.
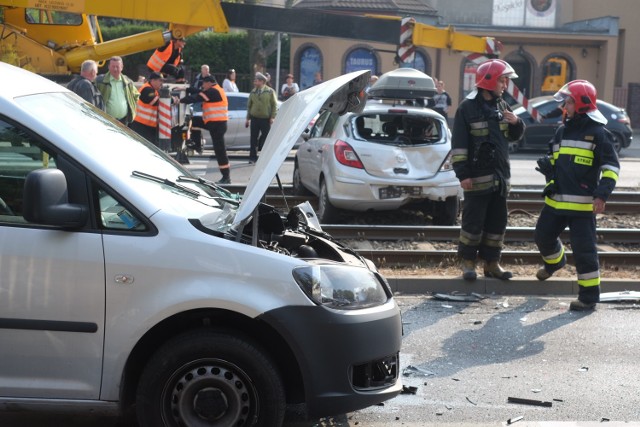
[{"xmin": 2, "ymin": 0, "xmax": 229, "ymax": 34}]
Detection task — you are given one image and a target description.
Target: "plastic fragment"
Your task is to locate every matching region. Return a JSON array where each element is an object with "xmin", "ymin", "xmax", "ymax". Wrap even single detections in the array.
[
  {"xmin": 507, "ymin": 415, "xmax": 524, "ymax": 424},
  {"xmin": 402, "ymin": 365, "xmax": 435, "ymax": 377},
  {"xmin": 507, "ymin": 396, "xmax": 552, "ymax": 407},
  {"xmin": 433, "ymin": 292, "xmax": 484, "ymax": 302},
  {"xmin": 401, "ymin": 385, "xmax": 417, "ymax": 394}
]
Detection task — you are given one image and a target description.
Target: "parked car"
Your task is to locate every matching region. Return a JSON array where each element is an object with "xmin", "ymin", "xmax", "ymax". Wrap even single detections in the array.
[
  {"xmin": 293, "ymin": 68, "xmax": 462, "ymax": 225},
  {"xmin": 0, "ymin": 65, "xmax": 402, "ymax": 426},
  {"xmin": 513, "ymin": 96, "xmax": 633, "ymax": 153},
  {"xmin": 187, "ymin": 92, "xmax": 282, "ymax": 150}
]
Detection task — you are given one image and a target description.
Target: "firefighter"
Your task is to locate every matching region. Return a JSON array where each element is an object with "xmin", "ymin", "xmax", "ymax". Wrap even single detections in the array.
[
  {"xmin": 534, "ymin": 80, "xmax": 620, "ymax": 311},
  {"xmin": 147, "ymin": 36, "xmax": 186, "ymax": 83},
  {"xmin": 451, "ymin": 59, "xmax": 525, "ymax": 281}
]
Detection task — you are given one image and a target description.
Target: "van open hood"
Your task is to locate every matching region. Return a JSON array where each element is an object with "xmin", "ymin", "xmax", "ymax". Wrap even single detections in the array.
[{"xmin": 232, "ymin": 70, "xmax": 370, "ymax": 228}]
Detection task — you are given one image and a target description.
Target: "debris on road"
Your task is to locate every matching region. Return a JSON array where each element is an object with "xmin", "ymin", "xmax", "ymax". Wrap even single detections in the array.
[
  {"xmin": 600, "ymin": 290, "xmax": 640, "ymax": 302},
  {"xmin": 402, "ymin": 365, "xmax": 435, "ymax": 377},
  {"xmin": 466, "ymin": 396, "xmax": 477, "ymax": 405},
  {"xmin": 401, "ymin": 385, "xmax": 418, "ymax": 394},
  {"xmin": 508, "ymin": 396, "xmax": 553, "ymax": 407},
  {"xmin": 433, "ymin": 292, "xmax": 485, "ymax": 302},
  {"xmin": 507, "ymin": 415, "xmax": 524, "ymax": 424}
]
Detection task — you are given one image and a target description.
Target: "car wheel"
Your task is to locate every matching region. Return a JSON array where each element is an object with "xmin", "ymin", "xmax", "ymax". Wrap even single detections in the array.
[
  {"xmin": 432, "ymin": 196, "xmax": 459, "ymax": 225},
  {"xmin": 318, "ymin": 179, "xmax": 340, "ymax": 223},
  {"xmin": 136, "ymin": 329, "xmax": 285, "ymax": 427},
  {"xmin": 292, "ymin": 161, "xmax": 313, "ymax": 196},
  {"xmin": 610, "ymin": 131, "xmax": 623, "ymax": 153}
]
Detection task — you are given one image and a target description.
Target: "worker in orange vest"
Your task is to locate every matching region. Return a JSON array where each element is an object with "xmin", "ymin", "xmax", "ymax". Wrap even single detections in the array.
[
  {"xmin": 147, "ymin": 37, "xmax": 186, "ymax": 83},
  {"xmin": 178, "ymin": 75, "xmax": 231, "ymax": 184},
  {"xmin": 130, "ymin": 72, "xmax": 164, "ymax": 146}
]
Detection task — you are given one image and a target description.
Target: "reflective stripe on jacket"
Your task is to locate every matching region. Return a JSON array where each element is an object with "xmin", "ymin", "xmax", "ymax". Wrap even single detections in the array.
[
  {"xmin": 451, "ymin": 94, "xmax": 524, "ymax": 195},
  {"xmin": 544, "ymin": 115, "xmax": 620, "ymax": 215},
  {"xmin": 133, "ymin": 83, "xmax": 159, "ymax": 127},
  {"xmin": 203, "ymin": 86, "xmax": 228, "ymax": 123},
  {"xmin": 147, "ymin": 41, "xmax": 181, "ymax": 72}
]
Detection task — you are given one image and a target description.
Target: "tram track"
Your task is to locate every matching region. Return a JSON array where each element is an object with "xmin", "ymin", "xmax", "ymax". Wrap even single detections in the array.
[
  {"xmin": 321, "ymin": 224, "xmax": 640, "ymax": 244},
  {"xmin": 354, "ymin": 249, "xmax": 640, "ymax": 268},
  {"xmin": 222, "ymin": 185, "xmax": 640, "ymax": 214},
  {"xmin": 219, "ymin": 184, "xmax": 640, "ymax": 267}
]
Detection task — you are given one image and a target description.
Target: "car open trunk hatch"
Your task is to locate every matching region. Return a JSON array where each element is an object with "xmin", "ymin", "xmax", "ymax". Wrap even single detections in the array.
[{"xmin": 233, "ymin": 70, "xmax": 370, "ymax": 228}]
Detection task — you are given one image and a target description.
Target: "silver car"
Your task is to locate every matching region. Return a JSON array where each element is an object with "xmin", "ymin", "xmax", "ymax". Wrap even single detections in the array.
[{"xmin": 293, "ymin": 100, "xmax": 462, "ymax": 224}]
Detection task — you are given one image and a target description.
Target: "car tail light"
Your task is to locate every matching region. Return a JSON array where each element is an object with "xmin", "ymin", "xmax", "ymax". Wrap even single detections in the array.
[
  {"xmin": 616, "ymin": 115, "xmax": 631, "ymax": 125},
  {"xmin": 334, "ymin": 140, "xmax": 364, "ymax": 169},
  {"xmin": 440, "ymin": 151, "xmax": 454, "ymax": 172}
]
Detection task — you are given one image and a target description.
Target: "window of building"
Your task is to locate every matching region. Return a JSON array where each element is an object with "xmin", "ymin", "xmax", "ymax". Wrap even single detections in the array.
[
  {"xmin": 298, "ymin": 46, "xmax": 323, "ymax": 90},
  {"xmin": 344, "ymin": 48, "xmax": 378, "ymax": 75}
]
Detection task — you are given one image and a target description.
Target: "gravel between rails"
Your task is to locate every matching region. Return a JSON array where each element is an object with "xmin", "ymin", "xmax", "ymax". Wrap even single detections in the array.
[{"xmin": 338, "ymin": 211, "xmax": 640, "ymax": 280}]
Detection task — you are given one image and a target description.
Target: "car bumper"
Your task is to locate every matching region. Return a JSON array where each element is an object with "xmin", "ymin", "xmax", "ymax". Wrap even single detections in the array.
[
  {"xmin": 328, "ymin": 170, "xmax": 461, "ymax": 211},
  {"xmin": 259, "ymin": 299, "xmax": 403, "ymax": 417}
]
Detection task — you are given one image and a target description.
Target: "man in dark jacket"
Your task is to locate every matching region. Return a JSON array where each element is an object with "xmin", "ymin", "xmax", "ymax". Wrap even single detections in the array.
[
  {"xmin": 534, "ymin": 80, "xmax": 620, "ymax": 311},
  {"xmin": 451, "ymin": 59, "xmax": 525, "ymax": 281},
  {"xmin": 67, "ymin": 59, "xmax": 104, "ymax": 110}
]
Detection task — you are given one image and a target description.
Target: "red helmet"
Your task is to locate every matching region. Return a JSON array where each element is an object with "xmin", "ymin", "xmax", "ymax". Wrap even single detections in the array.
[
  {"xmin": 553, "ymin": 80, "xmax": 597, "ymax": 114},
  {"xmin": 475, "ymin": 59, "xmax": 518, "ymax": 91}
]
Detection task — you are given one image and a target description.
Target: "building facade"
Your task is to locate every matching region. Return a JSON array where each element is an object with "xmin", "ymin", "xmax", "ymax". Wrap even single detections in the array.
[{"xmin": 290, "ymin": 0, "xmax": 638, "ymax": 127}]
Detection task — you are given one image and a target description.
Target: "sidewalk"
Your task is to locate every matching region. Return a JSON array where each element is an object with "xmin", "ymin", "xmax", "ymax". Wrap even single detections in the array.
[{"xmin": 387, "ymin": 276, "xmax": 639, "ymax": 295}]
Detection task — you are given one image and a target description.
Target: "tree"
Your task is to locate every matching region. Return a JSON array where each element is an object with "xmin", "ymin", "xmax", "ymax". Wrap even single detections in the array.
[{"xmin": 243, "ymin": 0, "xmax": 294, "ymax": 74}]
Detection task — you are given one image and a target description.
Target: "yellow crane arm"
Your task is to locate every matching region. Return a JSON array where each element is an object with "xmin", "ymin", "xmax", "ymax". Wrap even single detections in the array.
[
  {"xmin": 412, "ymin": 23, "xmax": 501, "ymax": 55},
  {"xmin": 2, "ymin": 0, "xmax": 229, "ymax": 35}
]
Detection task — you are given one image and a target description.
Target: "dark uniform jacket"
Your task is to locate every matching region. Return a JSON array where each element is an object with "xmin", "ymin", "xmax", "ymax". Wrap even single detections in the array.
[
  {"xmin": 545, "ymin": 114, "xmax": 620, "ymax": 216},
  {"xmin": 451, "ymin": 93, "xmax": 524, "ymax": 196}
]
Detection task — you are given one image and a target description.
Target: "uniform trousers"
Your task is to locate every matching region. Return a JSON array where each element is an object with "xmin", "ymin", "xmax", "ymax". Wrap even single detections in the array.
[
  {"xmin": 534, "ymin": 206, "xmax": 600, "ymax": 303},
  {"xmin": 458, "ymin": 190, "xmax": 507, "ymax": 263}
]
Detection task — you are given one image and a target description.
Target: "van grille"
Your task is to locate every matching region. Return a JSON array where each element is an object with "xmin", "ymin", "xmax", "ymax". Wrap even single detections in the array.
[{"xmin": 352, "ymin": 353, "xmax": 399, "ymax": 390}]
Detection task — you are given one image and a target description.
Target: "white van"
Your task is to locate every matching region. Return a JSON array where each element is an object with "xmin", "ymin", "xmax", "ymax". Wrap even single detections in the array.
[{"xmin": 0, "ymin": 64, "xmax": 402, "ymax": 426}]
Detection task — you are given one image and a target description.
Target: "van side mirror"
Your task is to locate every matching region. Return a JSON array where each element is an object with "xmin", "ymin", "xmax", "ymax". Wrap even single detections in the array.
[{"xmin": 23, "ymin": 168, "xmax": 88, "ymax": 228}]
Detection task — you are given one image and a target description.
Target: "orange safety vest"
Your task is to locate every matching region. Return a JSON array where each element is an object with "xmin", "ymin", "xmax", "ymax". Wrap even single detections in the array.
[
  {"xmin": 147, "ymin": 40, "xmax": 181, "ymax": 72},
  {"xmin": 202, "ymin": 85, "xmax": 228, "ymax": 123},
  {"xmin": 133, "ymin": 83, "xmax": 159, "ymax": 127}
]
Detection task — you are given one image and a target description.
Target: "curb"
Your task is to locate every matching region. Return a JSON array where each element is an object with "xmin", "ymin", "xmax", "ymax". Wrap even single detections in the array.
[{"xmin": 386, "ymin": 277, "xmax": 640, "ymax": 295}]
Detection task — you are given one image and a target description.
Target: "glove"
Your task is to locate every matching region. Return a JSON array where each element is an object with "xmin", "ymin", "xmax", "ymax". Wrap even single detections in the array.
[
  {"xmin": 535, "ymin": 155, "xmax": 554, "ymax": 182},
  {"xmin": 541, "ymin": 181, "xmax": 557, "ymax": 198}
]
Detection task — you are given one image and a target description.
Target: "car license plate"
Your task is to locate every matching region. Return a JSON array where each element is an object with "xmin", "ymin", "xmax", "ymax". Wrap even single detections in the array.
[{"xmin": 379, "ymin": 186, "xmax": 422, "ymax": 199}]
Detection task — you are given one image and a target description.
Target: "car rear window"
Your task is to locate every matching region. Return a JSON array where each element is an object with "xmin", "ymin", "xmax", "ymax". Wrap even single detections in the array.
[{"xmin": 353, "ymin": 113, "xmax": 443, "ymax": 145}]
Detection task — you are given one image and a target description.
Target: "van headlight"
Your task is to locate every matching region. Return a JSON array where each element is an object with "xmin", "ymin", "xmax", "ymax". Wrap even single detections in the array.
[{"xmin": 292, "ymin": 265, "xmax": 389, "ymax": 310}]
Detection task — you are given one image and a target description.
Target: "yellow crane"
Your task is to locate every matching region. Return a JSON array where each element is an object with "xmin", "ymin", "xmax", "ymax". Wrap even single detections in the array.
[
  {"xmin": 1, "ymin": 0, "xmax": 501, "ymax": 76},
  {"xmin": 0, "ymin": 0, "xmax": 228, "ymax": 74}
]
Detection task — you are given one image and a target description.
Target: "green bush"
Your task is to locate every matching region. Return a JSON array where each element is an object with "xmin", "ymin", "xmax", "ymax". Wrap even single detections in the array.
[{"xmin": 98, "ymin": 23, "xmax": 289, "ymax": 89}]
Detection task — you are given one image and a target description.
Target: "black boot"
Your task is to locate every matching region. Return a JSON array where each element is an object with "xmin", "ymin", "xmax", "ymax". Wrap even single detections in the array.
[
  {"xmin": 461, "ymin": 259, "xmax": 477, "ymax": 281},
  {"xmin": 217, "ymin": 169, "xmax": 231, "ymax": 184},
  {"xmin": 484, "ymin": 261, "xmax": 512, "ymax": 280},
  {"xmin": 569, "ymin": 299, "xmax": 596, "ymax": 311}
]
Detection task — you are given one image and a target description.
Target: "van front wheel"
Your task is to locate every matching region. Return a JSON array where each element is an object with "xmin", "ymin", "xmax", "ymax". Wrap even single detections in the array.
[{"xmin": 136, "ymin": 329, "xmax": 285, "ymax": 427}]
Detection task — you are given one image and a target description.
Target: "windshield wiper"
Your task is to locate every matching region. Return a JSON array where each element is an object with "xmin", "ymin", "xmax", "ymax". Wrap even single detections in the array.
[
  {"xmin": 177, "ymin": 175, "xmax": 242, "ymax": 206},
  {"xmin": 132, "ymin": 171, "xmax": 200, "ymax": 198}
]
